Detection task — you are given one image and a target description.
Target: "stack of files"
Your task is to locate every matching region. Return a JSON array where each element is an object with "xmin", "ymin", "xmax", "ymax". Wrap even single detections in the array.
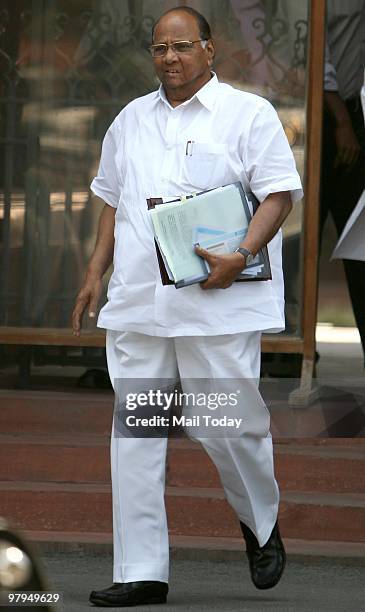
[{"xmin": 147, "ymin": 182, "xmax": 271, "ymax": 289}]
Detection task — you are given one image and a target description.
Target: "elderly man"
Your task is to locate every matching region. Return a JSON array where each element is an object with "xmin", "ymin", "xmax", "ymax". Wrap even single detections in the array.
[{"xmin": 72, "ymin": 6, "xmax": 302, "ymax": 608}]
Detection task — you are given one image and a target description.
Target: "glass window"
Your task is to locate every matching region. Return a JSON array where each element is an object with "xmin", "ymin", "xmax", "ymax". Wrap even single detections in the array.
[{"xmin": 0, "ymin": 0, "xmax": 307, "ymax": 334}]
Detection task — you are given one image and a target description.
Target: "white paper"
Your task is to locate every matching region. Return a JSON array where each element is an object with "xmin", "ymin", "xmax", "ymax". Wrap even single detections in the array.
[
  {"xmin": 150, "ymin": 184, "xmax": 250, "ymax": 282},
  {"xmin": 332, "ymin": 190, "xmax": 365, "ymax": 261}
]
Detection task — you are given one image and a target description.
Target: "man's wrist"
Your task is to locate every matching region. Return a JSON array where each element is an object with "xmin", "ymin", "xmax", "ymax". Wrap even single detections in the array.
[
  {"xmin": 324, "ymin": 91, "xmax": 352, "ymax": 127},
  {"xmin": 85, "ymin": 266, "xmax": 104, "ymax": 282},
  {"xmin": 234, "ymin": 246, "xmax": 255, "ymax": 266},
  {"xmin": 232, "ymin": 251, "xmax": 248, "ymax": 273}
]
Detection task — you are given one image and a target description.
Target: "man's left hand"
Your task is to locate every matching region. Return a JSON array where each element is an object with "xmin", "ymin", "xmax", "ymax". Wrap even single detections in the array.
[{"xmin": 195, "ymin": 245, "xmax": 245, "ymax": 289}]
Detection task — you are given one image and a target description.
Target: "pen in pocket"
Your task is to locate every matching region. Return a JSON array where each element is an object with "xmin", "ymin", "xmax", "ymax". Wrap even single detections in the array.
[{"xmin": 185, "ymin": 140, "xmax": 194, "ymax": 156}]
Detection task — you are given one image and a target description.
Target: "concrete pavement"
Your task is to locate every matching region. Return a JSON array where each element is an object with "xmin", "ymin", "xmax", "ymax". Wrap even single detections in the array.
[{"xmin": 36, "ymin": 550, "xmax": 365, "ymax": 612}]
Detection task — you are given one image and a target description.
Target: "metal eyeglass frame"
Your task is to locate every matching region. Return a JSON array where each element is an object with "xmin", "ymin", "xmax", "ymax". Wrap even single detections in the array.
[{"xmin": 149, "ymin": 39, "xmax": 208, "ymax": 57}]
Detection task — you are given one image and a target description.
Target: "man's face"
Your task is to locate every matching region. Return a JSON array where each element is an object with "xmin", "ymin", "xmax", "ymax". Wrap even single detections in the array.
[{"xmin": 152, "ymin": 11, "xmax": 214, "ymax": 99}]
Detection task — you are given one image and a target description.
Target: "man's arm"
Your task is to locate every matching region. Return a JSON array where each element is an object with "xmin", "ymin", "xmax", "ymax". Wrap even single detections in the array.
[
  {"xmin": 72, "ymin": 202, "xmax": 116, "ymax": 335},
  {"xmin": 324, "ymin": 38, "xmax": 360, "ymax": 167},
  {"xmin": 324, "ymin": 91, "xmax": 361, "ymax": 167},
  {"xmin": 195, "ymin": 191, "xmax": 292, "ymax": 290}
]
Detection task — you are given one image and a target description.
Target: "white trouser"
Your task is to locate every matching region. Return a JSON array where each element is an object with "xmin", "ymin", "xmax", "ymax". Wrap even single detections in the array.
[{"xmin": 106, "ymin": 330, "xmax": 280, "ymax": 584}]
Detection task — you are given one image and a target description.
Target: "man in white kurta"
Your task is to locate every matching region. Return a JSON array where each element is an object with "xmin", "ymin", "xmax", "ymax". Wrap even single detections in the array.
[
  {"xmin": 90, "ymin": 75, "xmax": 302, "ymax": 336},
  {"xmin": 73, "ymin": 6, "xmax": 303, "ymax": 608}
]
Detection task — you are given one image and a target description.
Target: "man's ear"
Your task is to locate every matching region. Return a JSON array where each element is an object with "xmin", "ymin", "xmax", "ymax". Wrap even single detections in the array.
[{"xmin": 206, "ymin": 39, "xmax": 215, "ymax": 66}]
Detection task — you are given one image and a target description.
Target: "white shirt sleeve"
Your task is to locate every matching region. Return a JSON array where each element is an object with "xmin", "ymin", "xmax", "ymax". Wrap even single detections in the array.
[
  {"xmin": 90, "ymin": 118, "xmax": 121, "ymax": 208},
  {"xmin": 243, "ymin": 100, "xmax": 303, "ymax": 204},
  {"xmin": 324, "ymin": 39, "xmax": 339, "ymax": 92}
]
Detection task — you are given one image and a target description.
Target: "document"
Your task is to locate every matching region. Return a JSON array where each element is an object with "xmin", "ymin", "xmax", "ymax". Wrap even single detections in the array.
[
  {"xmin": 148, "ymin": 182, "xmax": 271, "ymax": 288},
  {"xmin": 332, "ymin": 190, "xmax": 365, "ymax": 261}
]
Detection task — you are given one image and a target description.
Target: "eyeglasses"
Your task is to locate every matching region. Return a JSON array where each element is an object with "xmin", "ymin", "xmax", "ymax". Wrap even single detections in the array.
[{"xmin": 149, "ymin": 39, "xmax": 208, "ymax": 58}]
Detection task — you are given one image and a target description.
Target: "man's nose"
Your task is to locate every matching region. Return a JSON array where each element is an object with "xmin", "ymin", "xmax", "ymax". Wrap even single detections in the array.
[{"xmin": 164, "ymin": 45, "xmax": 179, "ymax": 62}]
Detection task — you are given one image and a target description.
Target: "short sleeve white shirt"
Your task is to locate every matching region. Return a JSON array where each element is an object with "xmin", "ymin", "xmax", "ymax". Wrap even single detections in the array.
[{"xmin": 91, "ymin": 74, "xmax": 303, "ymax": 337}]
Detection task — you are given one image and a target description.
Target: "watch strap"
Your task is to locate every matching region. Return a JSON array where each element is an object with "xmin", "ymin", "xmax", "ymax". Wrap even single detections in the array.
[{"xmin": 235, "ymin": 247, "xmax": 252, "ymax": 258}]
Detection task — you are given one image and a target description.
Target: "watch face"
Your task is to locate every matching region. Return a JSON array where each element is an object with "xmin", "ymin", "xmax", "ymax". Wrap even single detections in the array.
[{"xmin": 246, "ymin": 253, "xmax": 254, "ymax": 265}]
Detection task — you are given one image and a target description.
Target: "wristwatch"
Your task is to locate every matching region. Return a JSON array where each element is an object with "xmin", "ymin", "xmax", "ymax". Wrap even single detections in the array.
[{"xmin": 234, "ymin": 247, "xmax": 255, "ymax": 266}]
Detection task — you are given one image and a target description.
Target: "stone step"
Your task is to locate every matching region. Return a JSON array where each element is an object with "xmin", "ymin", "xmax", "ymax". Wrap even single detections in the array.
[
  {"xmin": 1, "ymin": 482, "xmax": 365, "ymax": 542},
  {"xmin": 0, "ymin": 434, "xmax": 110, "ymax": 483},
  {"xmin": 168, "ymin": 439, "xmax": 365, "ymax": 494},
  {"xmin": 18, "ymin": 530, "xmax": 365, "ymax": 559},
  {"xmin": 1, "ymin": 389, "xmax": 365, "ymax": 443},
  {"xmin": 0, "ymin": 390, "xmax": 114, "ymax": 436},
  {"xmin": 1, "ymin": 435, "xmax": 364, "ymax": 494}
]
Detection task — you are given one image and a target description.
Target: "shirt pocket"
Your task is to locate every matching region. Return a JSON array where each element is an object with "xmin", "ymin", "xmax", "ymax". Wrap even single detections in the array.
[{"xmin": 182, "ymin": 142, "xmax": 228, "ymax": 190}]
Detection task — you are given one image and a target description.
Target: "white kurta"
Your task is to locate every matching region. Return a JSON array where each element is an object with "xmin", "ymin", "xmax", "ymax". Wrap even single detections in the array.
[{"xmin": 91, "ymin": 74, "xmax": 303, "ymax": 336}]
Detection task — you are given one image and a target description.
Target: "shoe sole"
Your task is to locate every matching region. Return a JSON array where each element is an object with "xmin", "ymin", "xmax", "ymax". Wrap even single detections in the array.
[{"xmin": 89, "ymin": 594, "xmax": 167, "ymax": 607}]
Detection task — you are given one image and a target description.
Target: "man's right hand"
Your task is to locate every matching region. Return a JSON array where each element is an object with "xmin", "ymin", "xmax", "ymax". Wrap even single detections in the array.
[
  {"xmin": 72, "ymin": 275, "xmax": 102, "ymax": 336},
  {"xmin": 71, "ymin": 203, "xmax": 116, "ymax": 335},
  {"xmin": 324, "ymin": 91, "xmax": 361, "ymax": 168},
  {"xmin": 334, "ymin": 122, "xmax": 361, "ymax": 167}
]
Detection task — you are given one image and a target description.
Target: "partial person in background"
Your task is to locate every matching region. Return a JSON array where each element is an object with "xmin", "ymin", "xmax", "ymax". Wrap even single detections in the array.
[{"xmin": 321, "ymin": 0, "xmax": 365, "ymax": 362}]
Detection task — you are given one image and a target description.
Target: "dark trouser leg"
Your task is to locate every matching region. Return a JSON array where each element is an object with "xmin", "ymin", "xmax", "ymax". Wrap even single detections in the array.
[{"xmin": 320, "ymin": 100, "xmax": 365, "ymax": 359}]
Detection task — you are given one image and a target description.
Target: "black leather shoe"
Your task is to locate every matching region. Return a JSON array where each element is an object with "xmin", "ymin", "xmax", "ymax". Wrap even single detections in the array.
[
  {"xmin": 89, "ymin": 581, "xmax": 168, "ymax": 607},
  {"xmin": 240, "ymin": 520, "xmax": 286, "ymax": 589}
]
